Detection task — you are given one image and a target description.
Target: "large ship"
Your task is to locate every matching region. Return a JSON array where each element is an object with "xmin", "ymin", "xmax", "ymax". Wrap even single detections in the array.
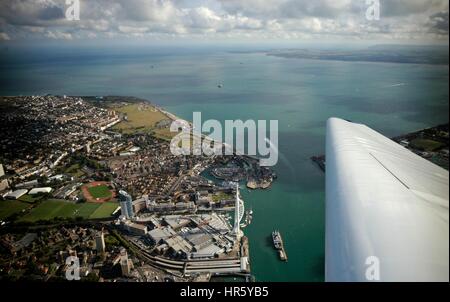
[
  {"xmin": 272, "ymin": 231, "xmax": 282, "ymax": 249},
  {"xmin": 272, "ymin": 230, "xmax": 288, "ymax": 261}
]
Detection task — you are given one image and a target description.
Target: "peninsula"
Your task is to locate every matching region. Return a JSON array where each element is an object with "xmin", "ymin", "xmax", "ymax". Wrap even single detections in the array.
[{"xmin": 0, "ymin": 95, "xmax": 276, "ymax": 282}]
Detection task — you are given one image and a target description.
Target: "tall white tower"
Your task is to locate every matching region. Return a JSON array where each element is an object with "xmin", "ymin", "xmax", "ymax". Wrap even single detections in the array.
[
  {"xmin": 233, "ymin": 184, "xmax": 244, "ymax": 239},
  {"xmin": 118, "ymin": 190, "xmax": 134, "ymax": 219}
]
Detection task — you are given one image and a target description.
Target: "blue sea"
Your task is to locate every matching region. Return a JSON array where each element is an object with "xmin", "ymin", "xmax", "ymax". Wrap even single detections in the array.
[{"xmin": 1, "ymin": 44, "xmax": 448, "ymax": 281}]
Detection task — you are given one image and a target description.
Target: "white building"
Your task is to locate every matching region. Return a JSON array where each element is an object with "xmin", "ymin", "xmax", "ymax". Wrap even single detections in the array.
[
  {"xmin": 4, "ymin": 189, "xmax": 28, "ymax": 200},
  {"xmin": 123, "ymin": 221, "xmax": 147, "ymax": 235},
  {"xmin": 15, "ymin": 179, "xmax": 38, "ymax": 189},
  {"xmin": 28, "ymin": 187, "xmax": 52, "ymax": 195}
]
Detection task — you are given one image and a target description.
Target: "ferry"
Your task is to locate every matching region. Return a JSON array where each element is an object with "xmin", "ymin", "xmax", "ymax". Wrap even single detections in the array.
[{"xmin": 272, "ymin": 230, "xmax": 288, "ymax": 261}]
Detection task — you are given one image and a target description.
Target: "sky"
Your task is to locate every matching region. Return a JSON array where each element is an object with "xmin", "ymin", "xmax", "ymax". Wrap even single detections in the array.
[{"xmin": 0, "ymin": 0, "xmax": 448, "ymax": 46}]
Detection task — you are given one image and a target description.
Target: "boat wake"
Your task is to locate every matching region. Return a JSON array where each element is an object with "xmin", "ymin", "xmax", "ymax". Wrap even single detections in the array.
[{"xmin": 386, "ymin": 83, "xmax": 407, "ymax": 88}]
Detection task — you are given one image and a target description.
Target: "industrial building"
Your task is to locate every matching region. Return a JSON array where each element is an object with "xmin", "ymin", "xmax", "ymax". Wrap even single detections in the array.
[
  {"xmin": 146, "ymin": 201, "xmax": 196, "ymax": 213},
  {"xmin": 123, "ymin": 221, "xmax": 148, "ymax": 235},
  {"xmin": 148, "ymin": 227, "xmax": 177, "ymax": 244},
  {"xmin": 15, "ymin": 179, "xmax": 38, "ymax": 189},
  {"xmin": 146, "ymin": 213, "xmax": 235, "ymax": 260},
  {"xmin": 28, "ymin": 187, "xmax": 52, "ymax": 195},
  {"xmin": 3, "ymin": 189, "xmax": 28, "ymax": 200},
  {"xmin": 163, "ymin": 215, "xmax": 191, "ymax": 230}
]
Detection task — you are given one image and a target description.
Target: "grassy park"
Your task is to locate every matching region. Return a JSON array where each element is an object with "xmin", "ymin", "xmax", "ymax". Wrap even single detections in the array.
[
  {"xmin": 64, "ymin": 163, "xmax": 85, "ymax": 178},
  {"xmin": 18, "ymin": 199, "xmax": 119, "ymax": 222},
  {"xmin": 0, "ymin": 200, "xmax": 30, "ymax": 220},
  {"xmin": 113, "ymin": 104, "xmax": 169, "ymax": 132},
  {"xmin": 18, "ymin": 194, "xmax": 44, "ymax": 203},
  {"xmin": 111, "ymin": 103, "xmax": 178, "ymax": 141},
  {"xmin": 212, "ymin": 192, "xmax": 233, "ymax": 202}
]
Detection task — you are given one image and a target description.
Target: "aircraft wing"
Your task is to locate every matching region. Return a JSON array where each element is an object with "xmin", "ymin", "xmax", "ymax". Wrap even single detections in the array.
[{"xmin": 325, "ymin": 117, "xmax": 449, "ymax": 282}]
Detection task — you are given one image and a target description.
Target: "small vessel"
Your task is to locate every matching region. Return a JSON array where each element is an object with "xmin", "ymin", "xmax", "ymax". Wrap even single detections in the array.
[
  {"xmin": 243, "ymin": 209, "xmax": 253, "ymax": 226},
  {"xmin": 272, "ymin": 230, "xmax": 288, "ymax": 261},
  {"xmin": 217, "ymin": 83, "xmax": 223, "ymax": 88}
]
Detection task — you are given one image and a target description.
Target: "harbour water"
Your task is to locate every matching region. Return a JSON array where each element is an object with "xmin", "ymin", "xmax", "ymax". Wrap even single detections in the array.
[{"xmin": 0, "ymin": 45, "xmax": 448, "ymax": 281}]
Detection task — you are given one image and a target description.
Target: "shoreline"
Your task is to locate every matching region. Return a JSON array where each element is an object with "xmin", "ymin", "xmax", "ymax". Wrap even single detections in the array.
[{"xmin": 311, "ymin": 122, "xmax": 449, "ymax": 172}]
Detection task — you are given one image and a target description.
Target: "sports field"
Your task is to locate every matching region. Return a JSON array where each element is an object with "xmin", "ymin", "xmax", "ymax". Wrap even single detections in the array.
[
  {"xmin": 90, "ymin": 202, "xmax": 121, "ymax": 219},
  {"xmin": 88, "ymin": 185, "xmax": 112, "ymax": 199},
  {"xmin": 410, "ymin": 138, "xmax": 444, "ymax": 152},
  {"xmin": 82, "ymin": 181, "xmax": 116, "ymax": 203},
  {"xmin": 18, "ymin": 200, "xmax": 119, "ymax": 222},
  {"xmin": 0, "ymin": 200, "xmax": 30, "ymax": 220}
]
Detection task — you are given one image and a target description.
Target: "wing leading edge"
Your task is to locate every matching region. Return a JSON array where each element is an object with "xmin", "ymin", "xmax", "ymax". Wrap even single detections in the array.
[{"xmin": 325, "ymin": 117, "xmax": 449, "ymax": 282}]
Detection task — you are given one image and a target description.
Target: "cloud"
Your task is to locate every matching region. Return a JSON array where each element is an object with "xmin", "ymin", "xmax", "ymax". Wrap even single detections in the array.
[
  {"xmin": 427, "ymin": 11, "xmax": 449, "ymax": 34},
  {"xmin": 118, "ymin": 25, "xmax": 149, "ymax": 34},
  {"xmin": 381, "ymin": 0, "xmax": 448, "ymax": 17},
  {"xmin": 45, "ymin": 30, "xmax": 72, "ymax": 40},
  {"xmin": 0, "ymin": 32, "xmax": 11, "ymax": 40},
  {"xmin": 0, "ymin": 0, "xmax": 65, "ymax": 26},
  {"xmin": 0, "ymin": 0, "xmax": 448, "ymax": 42},
  {"xmin": 117, "ymin": 0, "xmax": 180, "ymax": 22}
]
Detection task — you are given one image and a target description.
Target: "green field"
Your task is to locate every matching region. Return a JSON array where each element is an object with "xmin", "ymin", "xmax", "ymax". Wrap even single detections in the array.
[
  {"xmin": 113, "ymin": 103, "xmax": 167, "ymax": 131},
  {"xmin": 18, "ymin": 200, "xmax": 119, "ymax": 222},
  {"xmin": 410, "ymin": 138, "xmax": 444, "ymax": 152},
  {"xmin": 112, "ymin": 103, "xmax": 176, "ymax": 140},
  {"xmin": 64, "ymin": 163, "xmax": 85, "ymax": 178},
  {"xmin": 0, "ymin": 200, "xmax": 30, "ymax": 220},
  {"xmin": 212, "ymin": 192, "xmax": 233, "ymax": 202},
  {"xmin": 89, "ymin": 202, "xmax": 120, "ymax": 219},
  {"xmin": 87, "ymin": 185, "xmax": 112, "ymax": 199},
  {"xmin": 18, "ymin": 194, "xmax": 43, "ymax": 203}
]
